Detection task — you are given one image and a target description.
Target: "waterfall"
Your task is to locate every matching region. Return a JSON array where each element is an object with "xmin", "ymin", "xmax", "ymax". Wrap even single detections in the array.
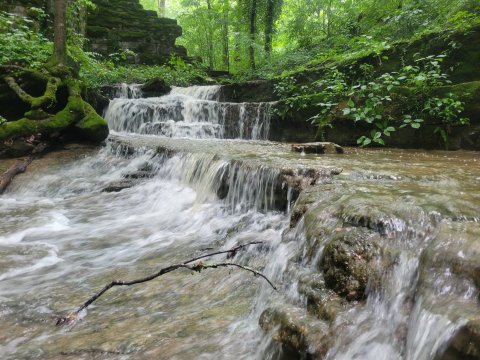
[
  {"xmin": 113, "ymin": 83, "xmax": 143, "ymax": 99},
  {"xmin": 112, "ymin": 145, "xmax": 287, "ymax": 214},
  {"xmin": 1, "ymin": 82, "xmax": 478, "ymax": 360},
  {"xmin": 104, "ymin": 85, "xmax": 272, "ymax": 140}
]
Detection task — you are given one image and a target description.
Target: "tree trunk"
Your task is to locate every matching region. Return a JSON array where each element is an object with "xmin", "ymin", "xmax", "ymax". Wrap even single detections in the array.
[
  {"xmin": 158, "ymin": 0, "xmax": 166, "ymax": 17},
  {"xmin": 249, "ymin": 0, "xmax": 257, "ymax": 72},
  {"xmin": 54, "ymin": 0, "xmax": 67, "ymax": 65},
  {"xmin": 206, "ymin": 0, "xmax": 214, "ymax": 70},
  {"xmin": 221, "ymin": 0, "xmax": 230, "ymax": 71},
  {"xmin": 233, "ymin": 22, "xmax": 241, "ymax": 64},
  {"xmin": 264, "ymin": 0, "xmax": 274, "ymax": 57},
  {"xmin": 326, "ymin": 0, "xmax": 333, "ymax": 38}
]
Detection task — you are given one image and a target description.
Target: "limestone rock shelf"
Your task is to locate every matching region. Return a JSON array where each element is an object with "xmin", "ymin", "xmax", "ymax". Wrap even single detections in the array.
[{"xmin": 87, "ymin": 0, "xmax": 186, "ymax": 64}]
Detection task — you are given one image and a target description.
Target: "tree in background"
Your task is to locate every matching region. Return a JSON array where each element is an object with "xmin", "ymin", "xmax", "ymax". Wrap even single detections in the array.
[
  {"xmin": 137, "ymin": 0, "xmax": 479, "ymax": 75},
  {"xmin": 159, "ymin": 0, "xmax": 166, "ymax": 17},
  {"xmin": 53, "ymin": 0, "xmax": 67, "ymax": 65}
]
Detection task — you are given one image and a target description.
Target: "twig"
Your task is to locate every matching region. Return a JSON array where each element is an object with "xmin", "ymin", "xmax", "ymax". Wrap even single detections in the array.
[{"xmin": 56, "ymin": 242, "xmax": 275, "ymax": 327}]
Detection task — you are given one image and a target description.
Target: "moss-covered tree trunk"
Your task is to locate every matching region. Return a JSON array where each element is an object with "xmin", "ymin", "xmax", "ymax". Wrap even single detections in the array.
[
  {"xmin": 0, "ymin": 0, "xmax": 109, "ymax": 159},
  {"xmin": 54, "ymin": 0, "xmax": 67, "ymax": 66}
]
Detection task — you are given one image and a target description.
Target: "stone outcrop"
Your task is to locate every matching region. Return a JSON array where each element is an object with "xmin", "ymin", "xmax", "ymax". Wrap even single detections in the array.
[
  {"xmin": 86, "ymin": 0, "xmax": 187, "ymax": 64},
  {"xmin": 1, "ymin": 0, "xmax": 187, "ymax": 65}
]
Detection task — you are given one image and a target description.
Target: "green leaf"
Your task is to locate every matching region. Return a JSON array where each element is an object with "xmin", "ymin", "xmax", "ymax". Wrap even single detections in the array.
[
  {"xmin": 347, "ymin": 99, "xmax": 355, "ymax": 107},
  {"xmin": 362, "ymin": 138, "xmax": 372, "ymax": 146},
  {"xmin": 411, "ymin": 123, "xmax": 421, "ymax": 129},
  {"xmin": 357, "ymin": 136, "xmax": 367, "ymax": 144}
]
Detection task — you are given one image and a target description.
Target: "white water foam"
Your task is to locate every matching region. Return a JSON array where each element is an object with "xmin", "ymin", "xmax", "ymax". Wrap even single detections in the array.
[{"xmin": 104, "ymin": 85, "xmax": 272, "ymax": 140}]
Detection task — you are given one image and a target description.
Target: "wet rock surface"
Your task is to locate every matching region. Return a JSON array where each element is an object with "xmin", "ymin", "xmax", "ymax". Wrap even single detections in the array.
[
  {"xmin": 291, "ymin": 142, "xmax": 344, "ymax": 155},
  {"xmin": 260, "ymin": 305, "xmax": 331, "ymax": 359},
  {"xmin": 257, "ymin": 146, "xmax": 479, "ymax": 358},
  {"xmin": 321, "ymin": 228, "xmax": 381, "ymax": 300},
  {"xmin": 417, "ymin": 221, "xmax": 480, "ymax": 360},
  {"xmin": 108, "ymin": 135, "xmax": 343, "ymax": 211},
  {"xmin": 298, "ymin": 274, "xmax": 347, "ymax": 323}
]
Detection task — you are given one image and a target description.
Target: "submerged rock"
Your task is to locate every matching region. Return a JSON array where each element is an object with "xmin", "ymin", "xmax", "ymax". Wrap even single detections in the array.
[
  {"xmin": 298, "ymin": 273, "xmax": 347, "ymax": 323},
  {"xmin": 259, "ymin": 305, "xmax": 330, "ymax": 359},
  {"xmin": 102, "ymin": 180, "xmax": 135, "ymax": 193}
]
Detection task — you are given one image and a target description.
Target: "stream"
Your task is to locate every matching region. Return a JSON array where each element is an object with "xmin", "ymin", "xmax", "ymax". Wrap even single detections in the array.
[{"xmin": 0, "ymin": 85, "xmax": 479, "ymax": 360}]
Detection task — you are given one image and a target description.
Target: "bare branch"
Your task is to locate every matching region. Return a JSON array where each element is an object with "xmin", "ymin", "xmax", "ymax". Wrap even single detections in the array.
[
  {"xmin": 194, "ymin": 262, "xmax": 277, "ymax": 291},
  {"xmin": 56, "ymin": 242, "xmax": 275, "ymax": 327},
  {"xmin": 184, "ymin": 241, "xmax": 264, "ymax": 264}
]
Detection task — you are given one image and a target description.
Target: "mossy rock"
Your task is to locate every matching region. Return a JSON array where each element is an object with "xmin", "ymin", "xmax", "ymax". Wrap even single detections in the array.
[
  {"xmin": 321, "ymin": 227, "xmax": 381, "ymax": 300},
  {"xmin": 75, "ymin": 110, "xmax": 109, "ymax": 143}
]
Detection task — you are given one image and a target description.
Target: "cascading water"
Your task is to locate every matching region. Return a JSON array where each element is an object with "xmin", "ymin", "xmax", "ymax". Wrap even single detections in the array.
[
  {"xmin": 1, "ymin": 84, "xmax": 479, "ymax": 360},
  {"xmin": 113, "ymin": 83, "xmax": 143, "ymax": 99},
  {"xmin": 104, "ymin": 85, "xmax": 272, "ymax": 140}
]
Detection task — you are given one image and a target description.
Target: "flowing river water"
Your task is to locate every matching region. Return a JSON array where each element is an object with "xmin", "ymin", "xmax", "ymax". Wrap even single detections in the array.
[{"xmin": 0, "ymin": 85, "xmax": 479, "ymax": 360}]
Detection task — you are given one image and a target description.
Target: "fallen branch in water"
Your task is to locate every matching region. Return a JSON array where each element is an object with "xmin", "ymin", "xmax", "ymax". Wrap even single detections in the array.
[
  {"xmin": 0, "ymin": 142, "xmax": 48, "ymax": 194},
  {"xmin": 56, "ymin": 241, "xmax": 276, "ymax": 327}
]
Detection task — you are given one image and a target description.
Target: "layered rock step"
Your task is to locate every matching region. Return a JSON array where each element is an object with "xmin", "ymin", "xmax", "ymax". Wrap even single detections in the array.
[{"xmin": 107, "ymin": 134, "xmax": 343, "ymax": 212}]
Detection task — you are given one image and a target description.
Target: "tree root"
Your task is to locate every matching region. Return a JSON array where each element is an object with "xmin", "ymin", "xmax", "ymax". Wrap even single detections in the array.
[
  {"xmin": 0, "ymin": 65, "xmax": 108, "ymax": 156},
  {"xmin": 56, "ymin": 241, "xmax": 276, "ymax": 327}
]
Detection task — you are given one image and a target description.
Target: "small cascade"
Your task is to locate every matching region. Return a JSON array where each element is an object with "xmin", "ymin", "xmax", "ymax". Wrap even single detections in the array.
[
  {"xmin": 104, "ymin": 85, "xmax": 272, "ymax": 140},
  {"xmin": 170, "ymin": 85, "xmax": 223, "ymax": 101},
  {"xmin": 113, "ymin": 83, "xmax": 143, "ymax": 99},
  {"xmin": 120, "ymin": 148, "xmax": 286, "ymax": 213}
]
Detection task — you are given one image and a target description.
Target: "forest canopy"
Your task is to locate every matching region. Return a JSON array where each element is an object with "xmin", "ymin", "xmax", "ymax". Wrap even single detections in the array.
[{"xmin": 139, "ymin": 0, "xmax": 480, "ymax": 76}]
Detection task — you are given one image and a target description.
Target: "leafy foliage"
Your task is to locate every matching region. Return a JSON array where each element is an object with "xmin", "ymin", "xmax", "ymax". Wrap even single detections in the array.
[
  {"xmin": 78, "ymin": 54, "xmax": 209, "ymax": 89},
  {"xmin": 275, "ymin": 51, "xmax": 470, "ymax": 148},
  {"xmin": 0, "ymin": 10, "xmax": 52, "ymax": 68}
]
